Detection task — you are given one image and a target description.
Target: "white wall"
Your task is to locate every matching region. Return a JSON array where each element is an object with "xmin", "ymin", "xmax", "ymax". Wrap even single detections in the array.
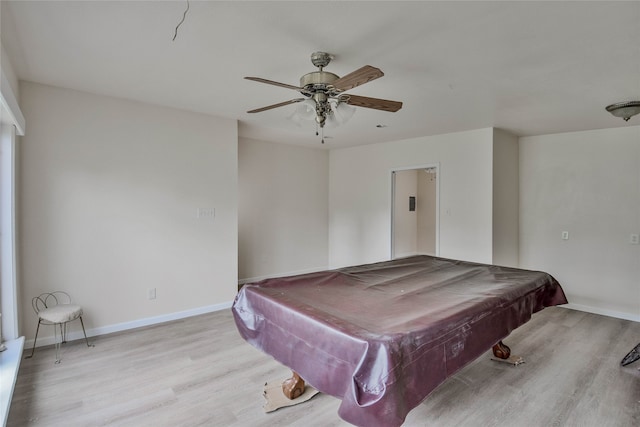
[
  {"xmin": 520, "ymin": 126, "xmax": 640, "ymax": 320},
  {"xmin": 417, "ymin": 169, "xmax": 437, "ymax": 255},
  {"xmin": 19, "ymin": 82, "xmax": 238, "ymax": 341},
  {"xmin": 492, "ymin": 129, "xmax": 519, "ymax": 267},
  {"xmin": 393, "ymin": 169, "xmax": 418, "ymax": 258},
  {"xmin": 238, "ymin": 137, "xmax": 328, "ymax": 282},
  {"xmin": 329, "ymin": 128, "xmax": 494, "ymax": 268}
]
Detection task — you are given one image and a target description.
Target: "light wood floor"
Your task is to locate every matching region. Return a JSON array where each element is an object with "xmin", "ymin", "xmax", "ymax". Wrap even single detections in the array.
[{"xmin": 8, "ymin": 306, "xmax": 640, "ymax": 427}]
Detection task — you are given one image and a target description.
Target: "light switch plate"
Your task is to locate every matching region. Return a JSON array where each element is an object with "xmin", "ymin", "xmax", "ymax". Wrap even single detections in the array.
[{"xmin": 197, "ymin": 208, "xmax": 215, "ymax": 219}]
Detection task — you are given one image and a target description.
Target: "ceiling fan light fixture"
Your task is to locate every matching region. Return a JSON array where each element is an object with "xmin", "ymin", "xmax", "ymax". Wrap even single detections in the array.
[
  {"xmin": 605, "ymin": 101, "xmax": 640, "ymax": 121},
  {"xmin": 245, "ymin": 51, "xmax": 402, "ymax": 143},
  {"xmin": 295, "ymin": 99, "xmax": 317, "ymax": 120},
  {"xmin": 332, "ymin": 101, "xmax": 356, "ymax": 125}
]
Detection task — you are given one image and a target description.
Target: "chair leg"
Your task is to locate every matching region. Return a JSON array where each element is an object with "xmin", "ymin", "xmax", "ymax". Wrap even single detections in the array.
[
  {"xmin": 79, "ymin": 316, "xmax": 94, "ymax": 348},
  {"xmin": 24, "ymin": 320, "xmax": 42, "ymax": 359},
  {"xmin": 26, "ymin": 316, "xmax": 94, "ymax": 363},
  {"xmin": 54, "ymin": 323, "xmax": 63, "ymax": 364}
]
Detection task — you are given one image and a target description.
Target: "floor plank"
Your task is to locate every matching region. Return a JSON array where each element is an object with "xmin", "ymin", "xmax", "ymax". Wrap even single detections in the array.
[{"xmin": 8, "ymin": 307, "xmax": 640, "ymax": 426}]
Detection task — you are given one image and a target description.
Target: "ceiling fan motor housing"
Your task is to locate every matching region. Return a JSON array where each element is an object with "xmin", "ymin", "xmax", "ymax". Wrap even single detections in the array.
[{"xmin": 300, "ymin": 71, "xmax": 340, "ymax": 93}]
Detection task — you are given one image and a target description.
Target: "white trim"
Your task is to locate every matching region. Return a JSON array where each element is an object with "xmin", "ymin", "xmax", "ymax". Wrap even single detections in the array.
[
  {"xmin": 24, "ymin": 301, "xmax": 233, "ymax": 349},
  {"xmin": 560, "ymin": 303, "xmax": 640, "ymax": 323},
  {"xmin": 238, "ymin": 266, "xmax": 328, "ymax": 285},
  {"xmin": 0, "ymin": 71, "xmax": 25, "ymax": 136},
  {"xmin": 1, "ymin": 124, "xmax": 19, "ymax": 341},
  {"xmin": 0, "ymin": 336, "xmax": 24, "ymax": 427}
]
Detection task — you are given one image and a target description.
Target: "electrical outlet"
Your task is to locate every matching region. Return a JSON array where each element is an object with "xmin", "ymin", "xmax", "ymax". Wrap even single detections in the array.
[
  {"xmin": 561, "ymin": 231, "xmax": 569, "ymax": 240},
  {"xmin": 630, "ymin": 234, "xmax": 639, "ymax": 245},
  {"xmin": 148, "ymin": 288, "xmax": 156, "ymax": 300}
]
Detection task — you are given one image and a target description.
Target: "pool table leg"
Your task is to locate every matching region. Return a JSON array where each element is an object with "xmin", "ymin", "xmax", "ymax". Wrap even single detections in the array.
[
  {"xmin": 492, "ymin": 340, "xmax": 511, "ymax": 359},
  {"xmin": 492, "ymin": 340, "xmax": 525, "ymax": 366},
  {"xmin": 282, "ymin": 371, "xmax": 305, "ymax": 400}
]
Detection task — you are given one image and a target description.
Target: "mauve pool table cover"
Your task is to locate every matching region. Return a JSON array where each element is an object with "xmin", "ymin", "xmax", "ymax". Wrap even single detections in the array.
[{"xmin": 232, "ymin": 255, "xmax": 567, "ymax": 426}]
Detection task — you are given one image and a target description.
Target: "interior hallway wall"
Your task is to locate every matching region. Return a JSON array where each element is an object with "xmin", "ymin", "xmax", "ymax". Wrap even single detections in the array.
[
  {"xmin": 393, "ymin": 169, "xmax": 418, "ymax": 258},
  {"xmin": 417, "ymin": 169, "xmax": 437, "ymax": 255}
]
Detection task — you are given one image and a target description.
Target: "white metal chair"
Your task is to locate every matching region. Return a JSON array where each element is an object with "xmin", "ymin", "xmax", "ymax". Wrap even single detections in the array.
[{"xmin": 25, "ymin": 291, "xmax": 94, "ymax": 363}]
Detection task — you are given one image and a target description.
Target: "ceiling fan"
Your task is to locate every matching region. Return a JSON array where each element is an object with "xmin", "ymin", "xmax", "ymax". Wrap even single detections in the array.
[{"xmin": 245, "ymin": 52, "xmax": 403, "ymax": 143}]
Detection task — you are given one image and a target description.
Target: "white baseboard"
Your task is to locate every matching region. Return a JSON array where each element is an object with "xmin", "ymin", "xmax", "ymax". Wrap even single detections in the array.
[
  {"xmin": 238, "ymin": 266, "xmax": 328, "ymax": 286},
  {"xmin": 393, "ymin": 252, "xmax": 419, "ymax": 259},
  {"xmin": 561, "ymin": 303, "xmax": 640, "ymax": 323},
  {"xmin": 24, "ymin": 301, "xmax": 233, "ymax": 349}
]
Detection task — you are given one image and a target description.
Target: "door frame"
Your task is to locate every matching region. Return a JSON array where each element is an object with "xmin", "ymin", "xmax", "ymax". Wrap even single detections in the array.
[{"xmin": 390, "ymin": 163, "xmax": 440, "ymax": 260}]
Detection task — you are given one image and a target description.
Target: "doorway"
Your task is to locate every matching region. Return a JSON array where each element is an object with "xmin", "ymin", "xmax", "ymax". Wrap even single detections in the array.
[{"xmin": 391, "ymin": 165, "xmax": 439, "ymax": 259}]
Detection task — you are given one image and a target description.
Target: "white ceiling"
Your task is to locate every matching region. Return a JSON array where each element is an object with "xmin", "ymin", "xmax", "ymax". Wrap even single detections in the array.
[{"xmin": 2, "ymin": 1, "xmax": 639, "ymax": 148}]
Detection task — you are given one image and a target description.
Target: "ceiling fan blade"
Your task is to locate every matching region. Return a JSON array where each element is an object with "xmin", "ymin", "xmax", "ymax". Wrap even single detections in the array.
[
  {"xmin": 245, "ymin": 77, "xmax": 303, "ymax": 91},
  {"xmin": 331, "ymin": 65, "xmax": 384, "ymax": 91},
  {"xmin": 247, "ymin": 98, "xmax": 306, "ymax": 113},
  {"xmin": 344, "ymin": 94, "xmax": 403, "ymax": 112}
]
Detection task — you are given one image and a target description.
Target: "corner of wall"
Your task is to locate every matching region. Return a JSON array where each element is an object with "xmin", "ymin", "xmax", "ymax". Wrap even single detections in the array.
[{"xmin": 491, "ymin": 129, "xmax": 519, "ymax": 267}]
